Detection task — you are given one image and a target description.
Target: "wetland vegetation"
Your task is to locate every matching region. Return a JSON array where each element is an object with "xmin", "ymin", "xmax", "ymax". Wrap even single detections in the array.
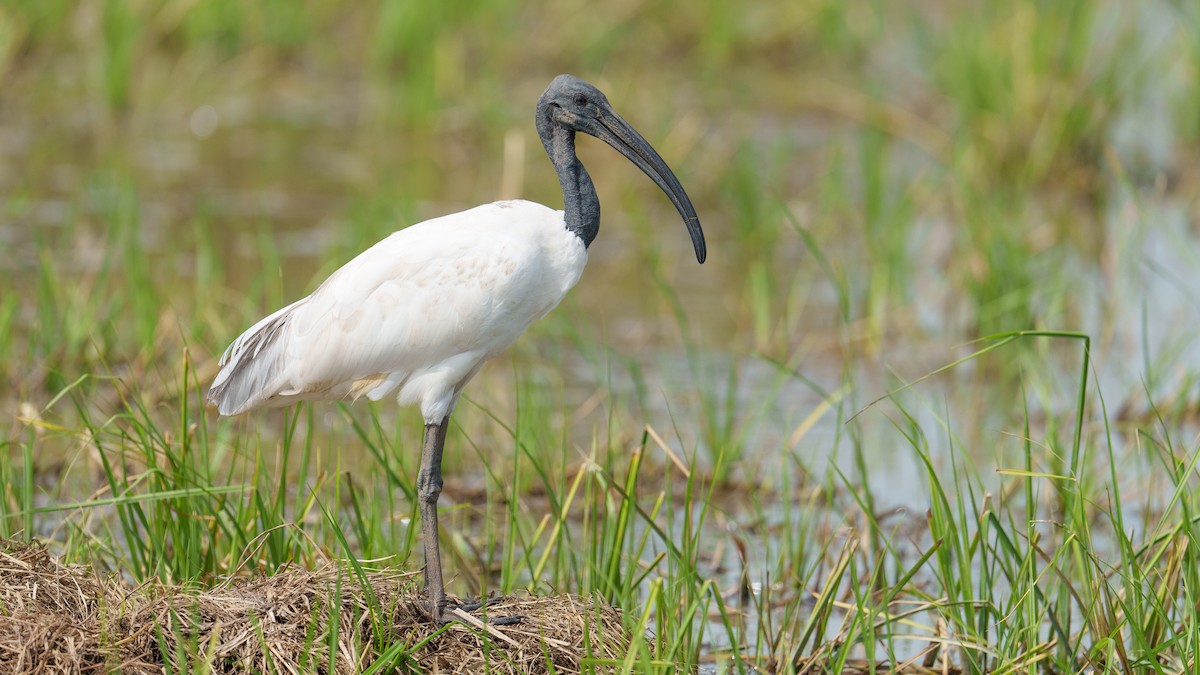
[{"xmin": 2, "ymin": 0, "xmax": 1200, "ymax": 672}]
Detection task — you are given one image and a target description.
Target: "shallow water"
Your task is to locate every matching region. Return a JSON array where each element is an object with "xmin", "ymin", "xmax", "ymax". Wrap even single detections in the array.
[{"xmin": 3, "ymin": 2, "xmax": 1199, "ymax": 667}]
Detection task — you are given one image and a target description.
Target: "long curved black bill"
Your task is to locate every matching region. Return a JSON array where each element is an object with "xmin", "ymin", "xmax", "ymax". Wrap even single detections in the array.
[{"xmin": 581, "ymin": 109, "xmax": 706, "ymax": 264}]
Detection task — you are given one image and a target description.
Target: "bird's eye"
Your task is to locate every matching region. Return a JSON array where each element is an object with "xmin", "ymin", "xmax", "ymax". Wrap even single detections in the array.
[{"xmin": 573, "ymin": 94, "xmax": 588, "ymax": 106}]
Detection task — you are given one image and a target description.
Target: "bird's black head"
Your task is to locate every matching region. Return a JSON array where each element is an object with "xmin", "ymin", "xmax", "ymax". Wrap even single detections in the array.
[
  {"xmin": 535, "ymin": 74, "xmax": 706, "ymax": 264},
  {"xmin": 538, "ymin": 75, "xmax": 612, "ymax": 129}
]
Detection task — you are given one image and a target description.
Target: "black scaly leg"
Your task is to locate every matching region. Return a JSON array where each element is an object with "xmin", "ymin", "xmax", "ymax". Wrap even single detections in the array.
[
  {"xmin": 416, "ymin": 417, "xmax": 449, "ymax": 623},
  {"xmin": 415, "ymin": 415, "xmax": 524, "ymax": 625}
]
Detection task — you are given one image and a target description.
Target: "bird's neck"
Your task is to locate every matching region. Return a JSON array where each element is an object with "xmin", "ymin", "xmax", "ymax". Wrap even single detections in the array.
[{"xmin": 548, "ymin": 126, "xmax": 599, "ymax": 248}]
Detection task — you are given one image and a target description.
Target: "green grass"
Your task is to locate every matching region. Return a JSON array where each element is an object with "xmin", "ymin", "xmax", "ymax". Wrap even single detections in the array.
[{"xmin": 3, "ymin": 0, "xmax": 1200, "ymax": 672}]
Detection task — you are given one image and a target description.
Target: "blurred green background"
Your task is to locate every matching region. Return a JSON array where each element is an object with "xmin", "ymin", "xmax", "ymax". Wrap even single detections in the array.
[
  {"xmin": 3, "ymin": 0, "xmax": 1200, "ymax": 669},
  {"xmin": 4, "ymin": 0, "xmax": 1198, "ymax": 381},
  {"xmin": 4, "ymin": 0, "xmax": 1199, "ymax": 385}
]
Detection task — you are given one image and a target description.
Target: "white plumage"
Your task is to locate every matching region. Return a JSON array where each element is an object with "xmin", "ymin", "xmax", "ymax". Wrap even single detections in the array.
[
  {"xmin": 209, "ymin": 200, "xmax": 586, "ymax": 422},
  {"xmin": 207, "ymin": 75, "xmax": 704, "ymax": 624}
]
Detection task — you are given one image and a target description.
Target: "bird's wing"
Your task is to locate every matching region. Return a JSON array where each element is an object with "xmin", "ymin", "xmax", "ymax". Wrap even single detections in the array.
[{"xmin": 207, "ymin": 202, "xmax": 575, "ymax": 416}]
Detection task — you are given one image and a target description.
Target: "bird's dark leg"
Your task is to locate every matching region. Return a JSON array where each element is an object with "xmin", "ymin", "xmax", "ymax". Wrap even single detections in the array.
[
  {"xmin": 415, "ymin": 415, "xmax": 525, "ymax": 626},
  {"xmin": 416, "ymin": 416, "xmax": 449, "ymax": 623}
]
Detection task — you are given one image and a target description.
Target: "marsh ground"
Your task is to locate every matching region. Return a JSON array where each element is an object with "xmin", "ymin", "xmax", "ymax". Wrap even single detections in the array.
[{"xmin": 3, "ymin": 1, "xmax": 1200, "ymax": 672}]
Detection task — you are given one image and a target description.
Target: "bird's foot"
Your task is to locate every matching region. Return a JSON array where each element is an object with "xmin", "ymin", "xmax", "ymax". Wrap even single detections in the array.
[
  {"xmin": 420, "ymin": 595, "xmax": 524, "ymax": 625},
  {"xmin": 450, "ymin": 595, "xmax": 526, "ymax": 625},
  {"xmin": 452, "ymin": 595, "xmax": 502, "ymax": 613}
]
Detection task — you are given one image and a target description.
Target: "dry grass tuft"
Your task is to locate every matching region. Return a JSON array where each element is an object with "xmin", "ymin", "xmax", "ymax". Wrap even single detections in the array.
[{"xmin": 0, "ymin": 539, "xmax": 635, "ymax": 674}]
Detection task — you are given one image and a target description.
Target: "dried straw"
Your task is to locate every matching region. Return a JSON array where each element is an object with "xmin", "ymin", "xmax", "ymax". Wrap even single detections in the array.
[{"xmin": 0, "ymin": 539, "xmax": 636, "ymax": 674}]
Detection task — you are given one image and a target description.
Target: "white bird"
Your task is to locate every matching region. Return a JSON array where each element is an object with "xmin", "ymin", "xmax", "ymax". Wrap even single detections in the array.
[{"xmin": 207, "ymin": 74, "xmax": 706, "ymax": 624}]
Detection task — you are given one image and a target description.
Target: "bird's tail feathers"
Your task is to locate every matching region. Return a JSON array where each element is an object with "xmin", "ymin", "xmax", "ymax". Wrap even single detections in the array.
[{"xmin": 207, "ymin": 299, "xmax": 303, "ymax": 416}]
